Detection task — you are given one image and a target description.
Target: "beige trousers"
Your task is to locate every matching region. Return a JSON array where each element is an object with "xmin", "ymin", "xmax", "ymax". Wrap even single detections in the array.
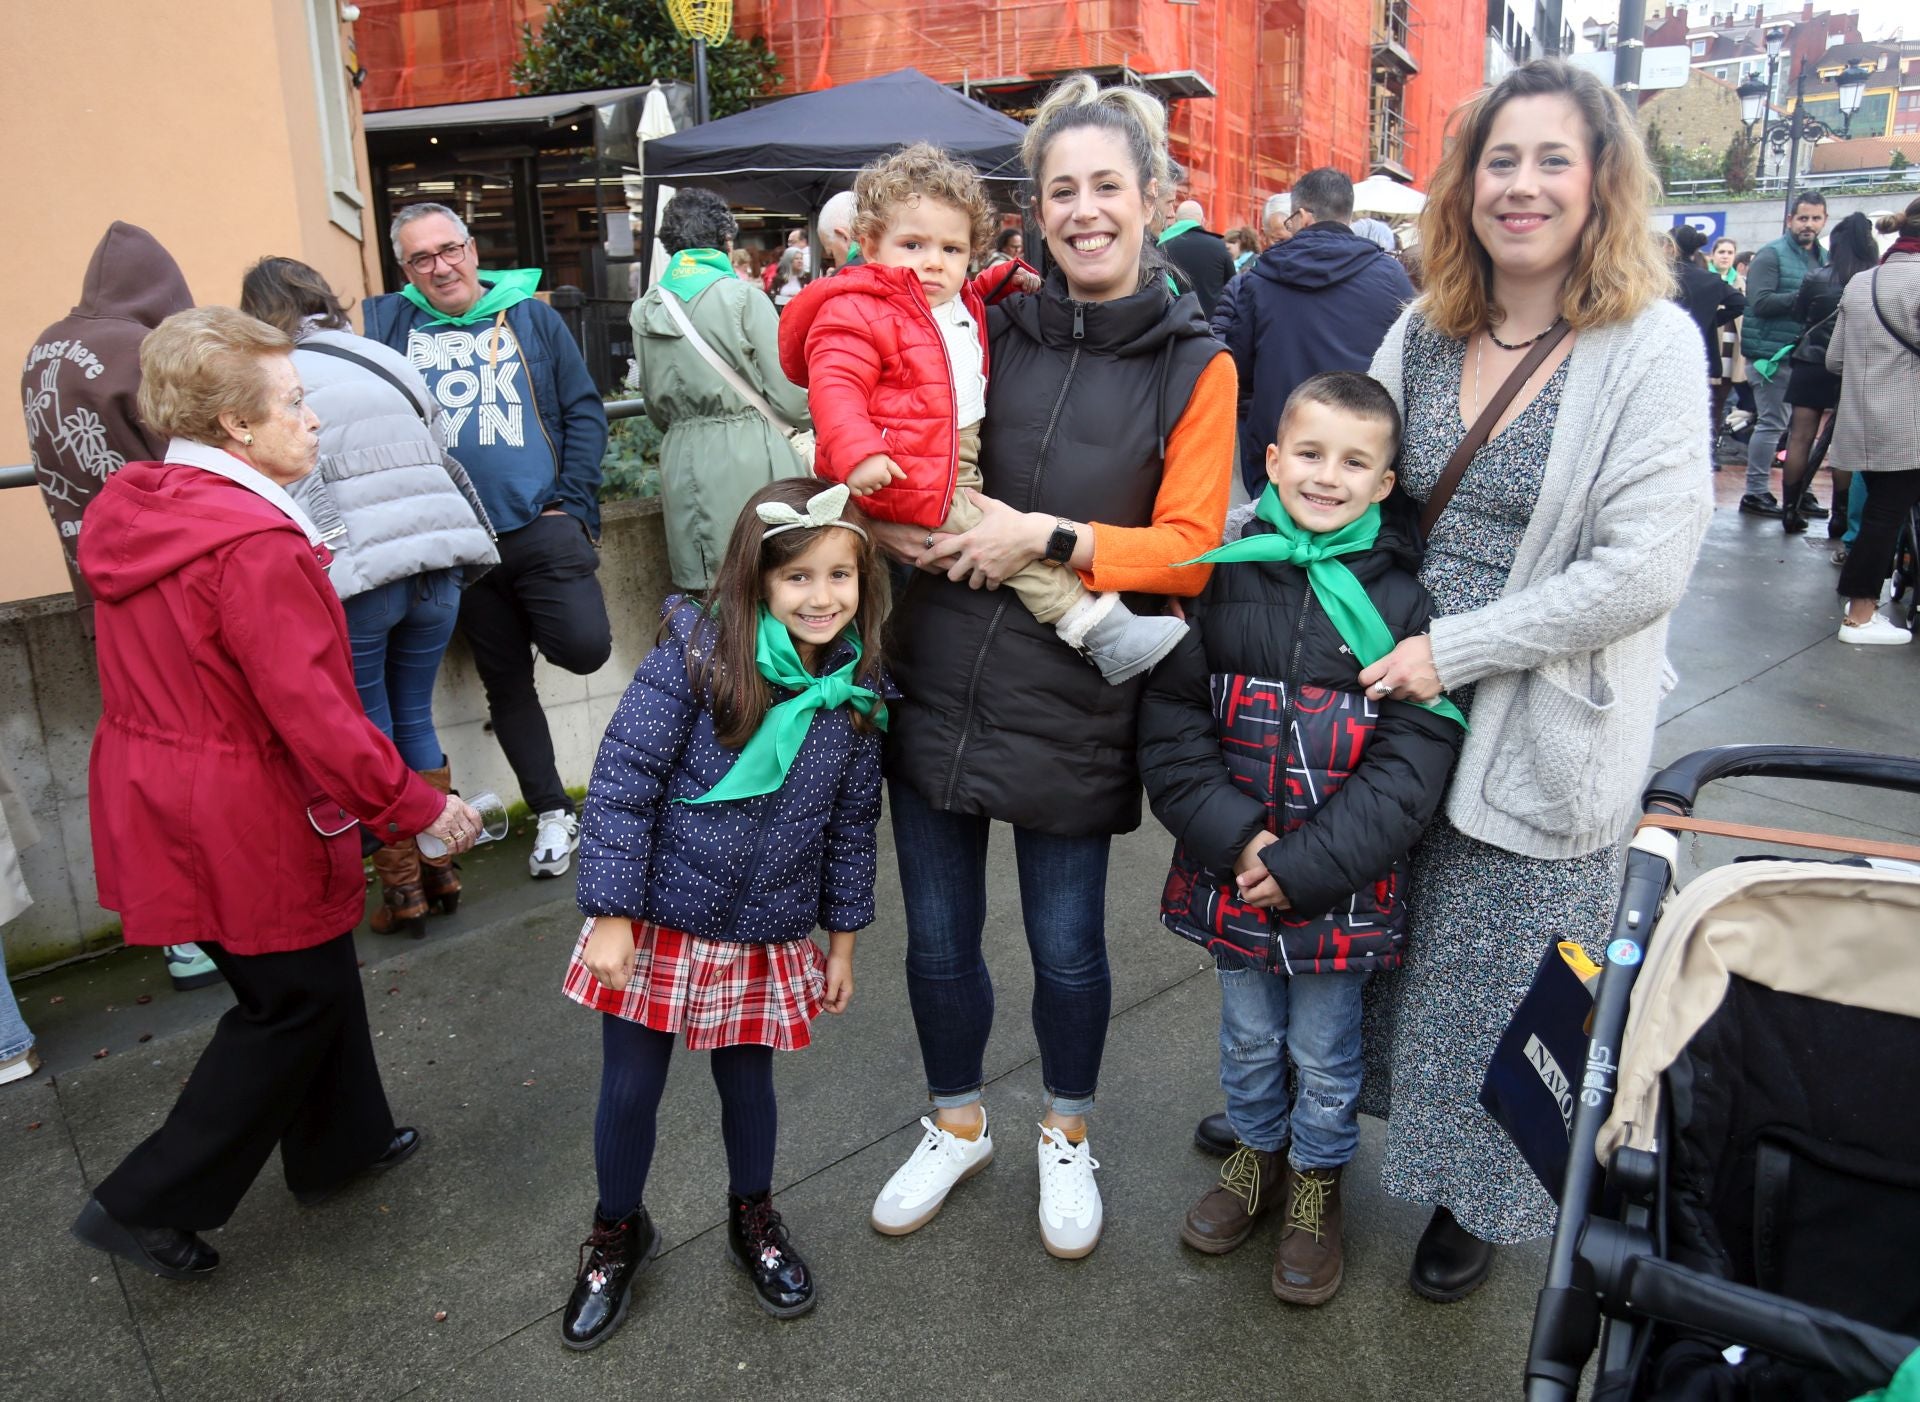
[{"xmin": 937, "ymin": 424, "xmax": 1088, "ymax": 626}]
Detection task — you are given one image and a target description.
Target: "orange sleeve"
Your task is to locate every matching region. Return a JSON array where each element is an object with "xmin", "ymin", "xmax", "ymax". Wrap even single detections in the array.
[{"xmin": 1085, "ymin": 351, "xmax": 1236, "ymax": 597}]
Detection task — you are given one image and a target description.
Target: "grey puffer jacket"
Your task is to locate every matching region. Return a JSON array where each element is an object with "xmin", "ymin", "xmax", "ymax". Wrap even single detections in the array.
[{"xmin": 289, "ymin": 327, "xmax": 498, "ymax": 600}]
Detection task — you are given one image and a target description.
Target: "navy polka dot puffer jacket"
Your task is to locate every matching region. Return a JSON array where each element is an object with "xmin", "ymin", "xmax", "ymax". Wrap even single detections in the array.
[{"xmin": 575, "ymin": 597, "xmax": 887, "ymax": 942}]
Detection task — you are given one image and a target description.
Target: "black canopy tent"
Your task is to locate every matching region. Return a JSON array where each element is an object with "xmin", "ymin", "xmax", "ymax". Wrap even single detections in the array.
[{"xmin": 633, "ymin": 68, "xmax": 1031, "ymax": 290}]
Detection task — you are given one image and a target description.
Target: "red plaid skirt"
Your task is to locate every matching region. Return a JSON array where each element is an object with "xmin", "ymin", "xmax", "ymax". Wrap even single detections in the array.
[{"xmin": 562, "ymin": 920, "xmax": 827, "ymax": 1051}]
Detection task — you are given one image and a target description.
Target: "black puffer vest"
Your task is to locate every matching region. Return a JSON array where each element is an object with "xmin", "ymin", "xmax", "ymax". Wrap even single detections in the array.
[{"xmin": 885, "ymin": 271, "xmax": 1224, "ymax": 836}]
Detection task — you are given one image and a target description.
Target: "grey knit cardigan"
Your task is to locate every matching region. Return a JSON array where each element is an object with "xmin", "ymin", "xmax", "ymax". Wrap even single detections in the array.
[
  {"xmin": 289, "ymin": 327, "xmax": 498, "ymax": 601},
  {"xmin": 1369, "ymin": 299, "xmax": 1713, "ymax": 860}
]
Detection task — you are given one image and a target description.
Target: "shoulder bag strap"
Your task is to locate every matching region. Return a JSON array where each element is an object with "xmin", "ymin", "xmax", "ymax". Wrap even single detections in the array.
[
  {"xmin": 297, "ymin": 339, "xmax": 432, "ymax": 424},
  {"xmin": 657, "ymin": 288, "xmax": 799, "ymax": 434},
  {"xmin": 1419, "ymin": 320, "xmax": 1573, "ymax": 540},
  {"xmin": 1870, "ymin": 268, "xmax": 1920, "ymax": 357}
]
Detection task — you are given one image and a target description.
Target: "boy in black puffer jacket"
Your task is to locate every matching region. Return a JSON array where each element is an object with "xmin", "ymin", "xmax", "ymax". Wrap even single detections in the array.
[{"xmin": 1139, "ymin": 372, "xmax": 1462, "ymax": 1306}]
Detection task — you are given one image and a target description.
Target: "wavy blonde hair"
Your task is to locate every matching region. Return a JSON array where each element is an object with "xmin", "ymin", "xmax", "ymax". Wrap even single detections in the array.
[
  {"xmin": 850, "ymin": 142, "xmax": 996, "ymax": 257},
  {"xmin": 1417, "ymin": 59, "xmax": 1670, "ymax": 339}
]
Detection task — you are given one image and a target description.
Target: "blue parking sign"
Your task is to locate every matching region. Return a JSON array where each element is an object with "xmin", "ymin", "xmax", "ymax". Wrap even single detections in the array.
[{"xmin": 1673, "ymin": 211, "xmax": 1726, "ymax": 241}]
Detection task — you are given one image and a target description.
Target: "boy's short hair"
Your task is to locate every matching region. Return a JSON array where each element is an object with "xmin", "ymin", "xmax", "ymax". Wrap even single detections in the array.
[
  {"xmin": 1275, "ymin": 371, "xmax": 1402, "ymax": 465},
  {"xmin": 850, "ymin": 142, "xmax": 996, "ymax": 258}
]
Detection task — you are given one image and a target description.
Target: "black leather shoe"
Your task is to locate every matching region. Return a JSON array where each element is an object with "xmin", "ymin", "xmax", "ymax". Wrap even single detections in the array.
[
  {"xmin": 295, "ymin": 1126, "xmax": 422, "ymax": 1207},
  {"xmin": 1738, "ymin": 492, "xmax": 1784, "ymax": 518},
  {"xmin": 561, "ymin": 1207, "xmax": 661, "ymax": 1350},
  {"xmin": 71, "ymin": 1197, "xmax": 219, "ymax": 1280},
  {"xmin": 1409, "ymin": 1205, "xmax": 1494, "ymax": 1302},
  {"xmin": 727, "ymin": 1192, "xmax": 815, "ymax": 1318},
  {"xmin": 1797, "ymin": 492, "xmax": 1829, "ymax": 520},
  {"xmin": 1194, "ymin": 1112, "xmax": 1235, "ymax": 1157},
  {"xmin": 1782, "ymin": 510, "xmax": 1809, "ymax": 535}
]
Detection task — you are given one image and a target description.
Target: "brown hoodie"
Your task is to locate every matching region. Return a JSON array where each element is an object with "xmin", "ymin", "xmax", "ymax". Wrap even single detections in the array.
[{"xmin": 20, "ymin": 222, "xmax": 193, "ymax": 624}]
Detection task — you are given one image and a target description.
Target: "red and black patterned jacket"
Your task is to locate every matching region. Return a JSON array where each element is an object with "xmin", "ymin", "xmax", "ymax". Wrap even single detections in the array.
[{"xmin": 1138, "ymin": 499, "xmax": 1461, "ymax": 974}]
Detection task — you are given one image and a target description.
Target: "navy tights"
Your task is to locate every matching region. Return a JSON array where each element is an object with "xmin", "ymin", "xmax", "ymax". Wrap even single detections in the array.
[{"xmin": 593, "ymin": 1016, "xmax": 776, "ymax": 1220}]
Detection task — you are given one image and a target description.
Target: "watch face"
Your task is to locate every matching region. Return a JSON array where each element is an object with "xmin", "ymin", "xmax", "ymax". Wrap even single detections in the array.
[{"xmin": 1047, "ymin": 524, "xmax": 1075, "ymax": 563}]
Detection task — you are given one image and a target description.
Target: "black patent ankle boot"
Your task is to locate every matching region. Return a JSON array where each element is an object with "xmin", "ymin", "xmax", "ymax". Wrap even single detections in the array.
[
  {"xmin": 727, "ymin": 1191, "xmax": 815, "ymax": 1318},
  {"xmin": 561, "ymin": 1206, "xmax": 661, "ymax": 1350}
]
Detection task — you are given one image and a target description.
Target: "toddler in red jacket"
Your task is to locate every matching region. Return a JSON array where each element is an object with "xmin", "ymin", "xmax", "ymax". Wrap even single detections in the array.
[{"xmin": 778, "ymin": 143, "xmax": 1187, "ymax": 685}]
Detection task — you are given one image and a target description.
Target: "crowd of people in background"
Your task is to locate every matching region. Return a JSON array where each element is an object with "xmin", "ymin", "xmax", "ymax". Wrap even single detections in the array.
[{"xmin": 4, "ymin": 49, "xmax": 1917, "ymax": 1373}]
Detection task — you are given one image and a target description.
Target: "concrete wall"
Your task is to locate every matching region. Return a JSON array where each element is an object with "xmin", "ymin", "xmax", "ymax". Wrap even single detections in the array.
[
  {"xmin": 1, "ymin": 498, "xmax": 674, "ymax": 976},
  {"xmin": 1653, "ymin": 190, "xmax": 1907, "ymax": 250},
  {"xmin": 0, "ymin": 0, "xmax": 382, "ymax": 605}
]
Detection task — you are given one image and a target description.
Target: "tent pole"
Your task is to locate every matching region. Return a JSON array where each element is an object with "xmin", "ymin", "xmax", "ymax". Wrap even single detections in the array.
[
  {"xmin": 639, "ymin": 178, "xmax": 661, "ymax": 295},
  {"xmin": 693, "ymin": 39, "xmax": 710, "ymax": 125}
]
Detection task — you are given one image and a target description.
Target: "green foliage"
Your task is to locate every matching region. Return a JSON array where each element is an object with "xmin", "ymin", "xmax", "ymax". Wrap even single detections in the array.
[
  {"xmin": 1721, "ymin": 130, "xmax": 1753, "ymax": 194},
  {"xmin": 513, "ymin": 0, "xmax": 782, "ymax": 118},
  {"xmin": 1892, "ymin": 149, "xmax": 1912, "ymax": 173},
  {"xmin": 1643, "ymin": 120, "xmax": 1732, "ymax": 193},
  {"xmin": 600, "ymin": 390, "xmax": 663, "ymax": 502}
]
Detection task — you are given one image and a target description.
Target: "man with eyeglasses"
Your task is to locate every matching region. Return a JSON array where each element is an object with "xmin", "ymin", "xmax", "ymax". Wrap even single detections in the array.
[{"xmin": 363, "ymin": 202, "xmax": 611, "ymax": 880}]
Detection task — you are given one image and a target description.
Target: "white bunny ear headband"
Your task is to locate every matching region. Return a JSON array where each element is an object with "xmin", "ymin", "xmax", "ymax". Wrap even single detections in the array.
[{"xmin": 757, "ymin": 482, "xmax": 868, "ymax": 540}]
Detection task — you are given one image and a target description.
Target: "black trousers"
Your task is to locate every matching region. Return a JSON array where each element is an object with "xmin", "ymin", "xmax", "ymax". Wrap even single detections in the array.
[
  {"xmin": 1838, "ymin": 469, "xmax": 1920, "ymax": 603},
  {"xmin": 93, "ymin": 933, "xmax": 395, "ymax": 1232},
  {"xmin": 458, "ymin": 513, "xmax": 613, "ymax": 814}
]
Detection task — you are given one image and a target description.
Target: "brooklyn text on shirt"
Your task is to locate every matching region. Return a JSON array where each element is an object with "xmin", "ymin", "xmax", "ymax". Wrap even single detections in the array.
[{"xmin": 406, "ymin": 323, "xmax": 528, "ymax": 450}]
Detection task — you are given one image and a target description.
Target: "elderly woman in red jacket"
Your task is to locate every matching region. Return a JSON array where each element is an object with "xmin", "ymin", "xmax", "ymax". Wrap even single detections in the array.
[{"xmin": 69, "ymin": 307, "xmax": 482, "ymax": 1280}]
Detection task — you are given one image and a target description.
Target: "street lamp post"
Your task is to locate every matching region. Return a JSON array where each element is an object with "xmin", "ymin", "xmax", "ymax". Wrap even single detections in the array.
[
  {"xmin": 1736, "ymin": 52, "xmax": 1870, "ymax": 213},
  {"xmin": 663, "ymin": 0, "xmax": 734, "ymax": 124}
]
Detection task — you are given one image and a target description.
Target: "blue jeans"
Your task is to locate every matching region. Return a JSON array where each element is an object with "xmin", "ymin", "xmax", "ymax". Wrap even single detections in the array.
[
  {"xmin": 0, "ymin": 962, "xmax": 32, "ymax": 1062},
  {"xmin": 1217, "ymin": 962, "xmax": 1367, "ymax": 1170},
  {"xmin": 889, "ymin": 779, "xmax": 1112, "ymax": 1116},
  {"xmin": 341, "ymin": 571, "xmax": 461, "ymax": 770}
]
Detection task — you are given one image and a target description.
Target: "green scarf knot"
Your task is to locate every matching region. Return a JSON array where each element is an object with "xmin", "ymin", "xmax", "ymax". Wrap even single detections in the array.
[
  {"xmin": 1180, "ymin": 485, "xmax": 1468, "ymax": 730},
  {"xmin": 658, "ymin": 247, "xmax": 736, "ymax": 302},
  {"xmin": 399, "ymin": 267, "xmax": 542, "ymax": 329},
  {"xmin": 679, "ymin": 607, "xmax": 887, "ymax": 806},
  {"xmin": 1157, "ymin": 219, "xmax": 1202, "ymax": 245}
]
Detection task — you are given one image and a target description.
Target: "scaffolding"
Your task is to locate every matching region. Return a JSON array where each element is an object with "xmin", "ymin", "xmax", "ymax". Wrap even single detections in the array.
[{"xmin": 356, "ymin": 0, "xmax": 546, "ymax": 111}]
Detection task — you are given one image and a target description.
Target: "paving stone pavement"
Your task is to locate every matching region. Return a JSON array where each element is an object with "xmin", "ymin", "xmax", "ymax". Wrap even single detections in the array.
[{"xmin": 2, "ymin": 469, "xmax": 1912, "ymax": 1401}]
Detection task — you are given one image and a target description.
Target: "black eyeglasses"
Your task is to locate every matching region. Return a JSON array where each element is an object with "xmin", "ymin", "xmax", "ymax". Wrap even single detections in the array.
[{"xmin": 403, "ymin": 239, "xmax": 473, "ymax": 275}]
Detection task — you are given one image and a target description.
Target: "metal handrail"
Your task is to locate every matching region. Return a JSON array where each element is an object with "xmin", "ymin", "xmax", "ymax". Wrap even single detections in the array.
[{"xmin": 2, "ymin": 396, "xmax": 649, "ymax": 491}]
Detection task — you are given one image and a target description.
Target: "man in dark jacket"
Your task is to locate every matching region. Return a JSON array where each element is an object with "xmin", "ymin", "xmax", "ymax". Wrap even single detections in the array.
[
  {"xmin": 22, "ymin": 222, "xmax": 193, "ymax": 633},
  {"xmin": 364, "ymin": 203, "xmax": 611, "ymax": 881},
  {"xmin": 1158, "ymin": 196, "xmax": 1238, "ymax": 316},
  {"xmin": 1737, "ymin": 193, "xmax": 1827, "ymax": 517},
  {"xmin": 1211, "ymin": 169, "xmax": 1415, "ymax": 497}
]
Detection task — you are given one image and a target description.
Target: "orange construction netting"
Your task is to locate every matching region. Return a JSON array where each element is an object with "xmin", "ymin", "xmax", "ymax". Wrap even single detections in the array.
[{"xmin": 356, "ymin": 0, "xmax": 547, "ymax": 111}]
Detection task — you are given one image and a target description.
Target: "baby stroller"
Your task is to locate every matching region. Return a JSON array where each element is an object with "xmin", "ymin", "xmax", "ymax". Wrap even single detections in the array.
[
  {"xmin": 1522, "ymin": 745, "xmax": 1920, "ymax": 1402},
  {"xmin": 1889, "ymin": 501, "xmax": 1919, "ymax": 624}
]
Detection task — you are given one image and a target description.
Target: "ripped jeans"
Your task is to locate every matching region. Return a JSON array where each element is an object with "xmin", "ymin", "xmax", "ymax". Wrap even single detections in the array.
[{"xmin": 1216, "ymin": 957, "xmax": 1368, "ymax": 1171}]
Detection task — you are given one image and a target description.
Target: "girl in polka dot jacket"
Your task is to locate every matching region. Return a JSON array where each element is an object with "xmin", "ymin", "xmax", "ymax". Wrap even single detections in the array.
[{"xmin": 557, "ymin": 478, "xmax": 891, "ymax": 1348}]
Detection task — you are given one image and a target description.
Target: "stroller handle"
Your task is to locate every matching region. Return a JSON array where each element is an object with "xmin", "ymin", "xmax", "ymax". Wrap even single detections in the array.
[{"xmin": 1644, "ymin": 745, "xmax": 1920, "ymax": 816}]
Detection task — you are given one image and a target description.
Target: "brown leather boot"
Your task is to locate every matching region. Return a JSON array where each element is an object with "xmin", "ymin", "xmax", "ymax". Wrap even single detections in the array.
[
  {"xmin": 1179, "ymin": 1142, "xmax": 1285, "ymax": 1255},
  {"xmin": 1272, "ymin": 1164, "xmax": 1345, "ymax": 1305},
  {"xmin": 368, "ymin": 843, "xmax": 427, "ymax": 939},
  {"xmin": 415, "ymin": 762, "xmax": 460, "ymax": 915}
]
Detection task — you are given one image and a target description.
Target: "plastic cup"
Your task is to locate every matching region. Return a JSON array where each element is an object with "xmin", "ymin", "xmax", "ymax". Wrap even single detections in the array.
[{"xmin": 416, "ymin": 791, "xmax": 510, "ymax": 858}]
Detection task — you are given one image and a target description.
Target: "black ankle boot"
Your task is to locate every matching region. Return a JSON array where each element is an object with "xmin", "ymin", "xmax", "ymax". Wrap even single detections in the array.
[
  {"xmin": 71, "ymin": 1197, "xmax": 220, "ymax": 1280},
  {"xmin": 561, "ymin": 1207, "xmax": 661, "ymax": 1350},
  {"xmin": 1194, "ymin": 1111, "xmax": 1235, "ymax": 1157},
  {"xmin": 1409, "ymin": 1204, "xmax": 1494, "ymax": 1302},
  {"xmin": 727, "ymin": 1191, "xmax": 815, "ymax": 1318}
]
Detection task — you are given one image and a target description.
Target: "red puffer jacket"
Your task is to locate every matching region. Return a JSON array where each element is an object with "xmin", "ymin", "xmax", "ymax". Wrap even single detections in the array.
[
  {"xmin": 778, "ymin": 261, "xmax": 1026, "ymax": 528},
  {"xmin": 79, "ymin": 460, "xmax": 445, "ymax": 954}
]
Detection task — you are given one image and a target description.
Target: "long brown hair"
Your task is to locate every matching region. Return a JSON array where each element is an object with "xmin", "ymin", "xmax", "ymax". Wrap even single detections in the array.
[
  {"xmin": 239, "ymin": 256, "xmax": 352, "ymax": 337},
  {"xmin": 690, "ymin": 478, "xmax": 891, "ymax": 750},
  {"xmin": 1416, "ymin": 59, "xmax": 1670, "ymax": 339}
]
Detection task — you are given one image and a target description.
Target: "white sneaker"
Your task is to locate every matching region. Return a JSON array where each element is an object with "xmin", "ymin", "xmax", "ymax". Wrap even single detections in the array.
[
  {"xmin": 870, "ymin": 1113, "xmax": 994, "ymax": 1235},
  {"xmin": 1837, "ymin": 613, "xmax": 1912, "ymax": 646},
  {"xmin": 530, "ymin": 810, "xmax": 581, "ymax": 877},
  {"xmin": 1036, "ymin": 1125, "xmax": 1102, "ymax": 1259},
  {"xmin": 0, "ymin": 1048, "xmax": 42, "ymax": 1085}
]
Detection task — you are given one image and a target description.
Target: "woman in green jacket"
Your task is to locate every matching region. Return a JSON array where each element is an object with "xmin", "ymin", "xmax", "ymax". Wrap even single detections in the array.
[{"xmin": 631, "ymin": 189, "xmax": 811, "ymax": 591}]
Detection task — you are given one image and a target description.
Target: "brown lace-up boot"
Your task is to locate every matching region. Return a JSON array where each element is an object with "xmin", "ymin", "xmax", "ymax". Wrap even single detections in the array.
[
  {"xmin": 1180, "ymin": 1142, "xmax": 1285, "ymax": 1254},
  {"xmin": 415, "ymin": 761, "xmax": 460, "ymax": 915},
  {"xmin": 367, "ymin": 842, "xmax": 427, "ymax": 939},
  {"xmin": 1272, "ymin": 1164, "xmax": 1345, "ymax": 1305}
]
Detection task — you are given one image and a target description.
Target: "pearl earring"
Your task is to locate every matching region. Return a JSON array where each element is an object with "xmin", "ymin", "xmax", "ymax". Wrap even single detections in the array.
[{"xmin": 243, "ymin": 433, "xmax": 254, "ymax": 446}]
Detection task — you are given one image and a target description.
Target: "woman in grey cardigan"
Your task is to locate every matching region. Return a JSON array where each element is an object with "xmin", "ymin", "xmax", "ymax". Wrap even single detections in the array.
[
  {"xmin": 1355, "ymin": 61, "xmax": 1712, "ymax": 1299},
  {"xmin": 241, "ymin": 258, "xmax": 498, "ymax": 936},
  {"xmin": 1826, "ymin": 194, "xmax": 1920, "ymax": 646}
]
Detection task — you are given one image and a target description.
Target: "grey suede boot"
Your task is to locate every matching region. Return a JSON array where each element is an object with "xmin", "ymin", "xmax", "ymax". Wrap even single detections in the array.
[{"xmin": 1055, "ymin": 591, "xmax": 1188, "ymax": 685}]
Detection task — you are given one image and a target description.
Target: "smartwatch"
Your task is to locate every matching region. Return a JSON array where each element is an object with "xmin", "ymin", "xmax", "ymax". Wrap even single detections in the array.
[{"xmin": 1044, "ymin": 518, "xmax": 1078, "ymax": 565}]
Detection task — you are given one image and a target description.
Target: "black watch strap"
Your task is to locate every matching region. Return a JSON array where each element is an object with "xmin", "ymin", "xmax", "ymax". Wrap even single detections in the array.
[{"xmin": 1045, "ymin": 519, "xmax": 1078, "ymax": 564}]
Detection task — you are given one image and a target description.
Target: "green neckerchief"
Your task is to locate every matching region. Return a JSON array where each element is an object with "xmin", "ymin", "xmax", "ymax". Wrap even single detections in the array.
[
  {"xmin": 1179, "ymin": 485, "xmax": 1468, "ymax": 730},
  {"xmin": 678, "ymin": 607, "xmax": 888, "ymax": 806},
  {"xmin": 1753, "ymin": 342, "xmax": 1795, "ymax": 381},
  {"xmin": 399, "ymin": 267, "xmax": 542, "ymax": 329},
  {"xmin": 845, "ymin": 241, "xmax": 861, "ymax": 262},
  {"xmin": 658, "ymin": 247, "xmax": 735, "ymax": 302},
  {"xmin": 1849, "ymin": 1347, "xmax": 1920, "ymax": 1402},
  {"xmin": 1719, "ymin": 265, "xmax": 1740, "ymax": 287},
  {"xmin": 1157, "ymin": 219, "xmax": 1201, "ymax": 245}
]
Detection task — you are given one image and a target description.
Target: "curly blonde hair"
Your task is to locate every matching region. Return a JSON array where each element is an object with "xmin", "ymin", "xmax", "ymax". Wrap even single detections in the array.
[
  {"xmin": 850, "ymin": 143, "xmax": 996, "ymax": 257},
  {"xmin": 138, "ymin": 307, "xmax": 292, "ymax": 445},
  {"xmin": 1416, "ymin": 59, "xmax": 1671, "ymax": 339}
]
